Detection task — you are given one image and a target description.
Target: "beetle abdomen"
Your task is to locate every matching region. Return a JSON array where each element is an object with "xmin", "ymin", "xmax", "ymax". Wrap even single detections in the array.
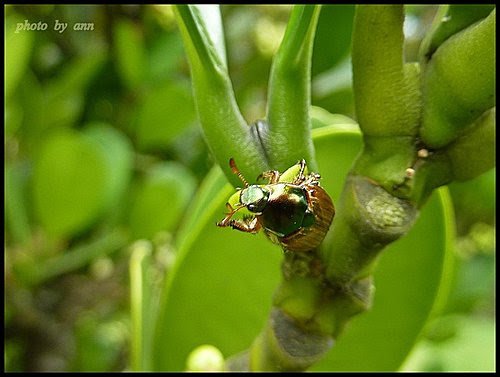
[
  {"xmin": 279, "ymin": 185, "xmax": 335, "ymax": 252},
  {"xmin": 259, "ymin": 184, "xmax": 309, "ymax": 237}
]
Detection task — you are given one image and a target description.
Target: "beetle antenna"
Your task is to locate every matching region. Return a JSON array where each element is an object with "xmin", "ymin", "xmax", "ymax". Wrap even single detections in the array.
[{"xmin": 229, "ymin": 158, "xmax": 249, "ymax": 187}]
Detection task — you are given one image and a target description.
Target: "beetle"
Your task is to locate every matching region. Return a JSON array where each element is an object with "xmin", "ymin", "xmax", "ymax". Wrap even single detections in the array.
[{"xmin": 217, "ymin": 158, "xmax": 335, "ymax": 252}]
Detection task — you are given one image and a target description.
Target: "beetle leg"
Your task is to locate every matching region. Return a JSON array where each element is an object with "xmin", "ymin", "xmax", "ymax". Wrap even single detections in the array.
[
  {"xmin": 217, "ymin": 213, "xmax": 234, "ymax": 227},
  {"xmin": 228, "ymin": 217, "xmax": 262, "ymax": 234},
  {"xmin": 303, "ymin": 172, "xmax": 321, "ymax": 186},
  {"xmin": 257, "ymin": 170, "xmax": 280, "ymax": 184},
  {"xmin": 217, "ymin": 203, "xmax": 241, "ymax": 227},
  {"xmin": 298, "ymin": 159, "xmax": 307, "ymax": 177},
  {"xmin": 291, "ymin": 159, "xmax": 307, "ymax": 184}
]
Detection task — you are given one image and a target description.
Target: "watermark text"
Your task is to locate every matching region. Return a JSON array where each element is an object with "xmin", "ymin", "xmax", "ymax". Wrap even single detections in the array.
[{"xmin": 15, "ymin": 19, "xmax": 94, "ymax": 34}]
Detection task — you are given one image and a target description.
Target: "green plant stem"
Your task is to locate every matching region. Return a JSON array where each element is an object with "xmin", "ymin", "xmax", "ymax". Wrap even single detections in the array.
[
  {"xmin": 16, "ymin": 229, "xmax": 128, "ymax": 286},
  {"xmin": 351, "ymin": 6, "xmax": 421, "ymax": 197},
  {"xmin": 266, "ymin": 5, "xmax": 321, "ymax": 172},
  {"xmin": 352, "ymin": 5, "xmax": 416, "ymax": 138},
  {"xmin": 419, "ymin": 4, "xmax": 496, "ymax": 63},
  {"xmin": 130, "ymin": 241, "xmax": 153, "ymax": 371},
  {"xmin": 420, "ymin": 8, "xmax": 495, "ymax": 148},
  {"xmin": 174, "ymin": 5, "xmax": 268, "ymax": 187},
  {"xmin": 444, "ymin": 107, "xmax": 495, "ymax": 181}
]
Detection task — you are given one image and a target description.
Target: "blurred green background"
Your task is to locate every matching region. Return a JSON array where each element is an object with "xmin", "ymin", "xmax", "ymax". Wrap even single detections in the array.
[{"xmin": 4, "ymin": 5, "xmax": 495, "ymax": 371}]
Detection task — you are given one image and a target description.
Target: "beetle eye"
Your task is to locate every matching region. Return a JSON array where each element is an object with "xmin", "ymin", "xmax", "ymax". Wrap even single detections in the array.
[
  {"xmin": 241, "ymin": 186, "xmax": 269, "ymax": 213},
  {"xmin": 248, "ymin": 199, "xmax": 266, "ymax": 213}
]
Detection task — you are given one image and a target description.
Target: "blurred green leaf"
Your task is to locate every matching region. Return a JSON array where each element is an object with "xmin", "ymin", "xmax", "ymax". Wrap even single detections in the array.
[
  {"xmin": 402, "ymin": 314, "xmax": 495, "ymax": 372},
  {"xmin": 136, "ymin": 81, "xmax": 197, "ymax": 151},
  {"xmin": 5, "ymin": 162, "xmax": 32, "ymax": 245},
  {"xmin": 44, "ymin": 53, "xmax": 106, "ymax": 129},
  {"xmin": 310, "ymin": 105, "xmax": 358, "ymax": 130},
  {"xmin": 45, "ymin": 52, "xmax": 107, "ymax": 101},
  {"xmin": 169, "ymin": 126, "xmax": 211, "ymax": 179},
  {"xmin": 114, "ymin": 18, "xmax": 147, "ymax": 90},
  {"xmin": 448, "ymin": 169, "xmax": 495, "ymax": 233},
  {"xmin": 44, "ymin": 93, "xmax": 85, "ymax": 131},
  {"xmin": 17, "ymin": 71, "xmax": 45, "ymax": 143},
  {"xmin": 20, "ymin": 122, "xmax": 133, "ymax": 239},
  {"xmin": 84, "ymin": 123, "xmax": 134, "ymax": 220},
  {"xmin": 5, "ymin": 99, "xmax": 24, "ymax": 136},
  {"xmin": 312, "ymin": 5, "xmax": 354, "ymax": 76},
  {"xmin": 449, "ymin": 168, "xmax": 496, "ymax": 235},
  {"xmin": 445, "ymin": 249, "xmax": 494, "ymax": 314},
  {"xmin": 5, "ymin": 14, "xmax": 35, "ymax": 98},
  {"xmin": 174, "ymin": 163, "xmax": 226, "ymax": 250},
  {"xmin": 147, "ymin": 29, "xmax": 185, "ymax": 83},
  {"xmin": 152, "ymin": 123, "xmax": 454, "ymax": 371},
  {"xmin": 14, "ymin": 229, "xmax": 128, "ymax": 286},
  {"xmin": 312, "ymin": 56, "xmax": 352, "ymax": 105},
  {"xmin": 128, "ymin": 162, "xmax": 197, "ymax": 240},
  {"xmin": 70, "ymin": 313, "xmax": 126, "ymax": 371},
  {"xmin": 31, "ymin": 129, "xmax": 109, "ymax": 237}
]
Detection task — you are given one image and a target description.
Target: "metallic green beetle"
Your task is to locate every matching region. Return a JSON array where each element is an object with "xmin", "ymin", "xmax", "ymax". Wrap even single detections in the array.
[{"xmin": 217, "ymin": 158, "xmax": 335, "ymax": 252}]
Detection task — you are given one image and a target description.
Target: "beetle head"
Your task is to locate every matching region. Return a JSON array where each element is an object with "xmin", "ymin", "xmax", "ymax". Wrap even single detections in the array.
[{"xmin": 240, "ymin": 185, "xmax": 269, "ymax": 213}]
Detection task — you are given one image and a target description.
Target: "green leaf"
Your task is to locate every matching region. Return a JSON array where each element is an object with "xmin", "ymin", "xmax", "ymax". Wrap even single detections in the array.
[
  {"xmin": 28, "ymin": 123, "xmax": 132, "ymax": 239},
  {"xmin": 152, "ymin": 182, "xmax": 280, "ymax": 371},
  {"xmin": 17, "ymin": 71, "xmax": 45, "ymax": 144},
  {"xmin": 70, "ymin": 312, "xmax": 126, "ymax": 371},
  {"xmin": 32, "ymin": 129, "xmax": 109, "ymax": 238},
  {"xmin": 310, "ymin": 105, "xmax": 358, "ymax": 130},
  {"xmin": 312, "ymin": 56, "xmax": 354, "ymax": 117},
  {"xmin": 114, "ymin": 18, "xmax": 147, "ymax": 90},
  {"xmin": 312, "ymin": 5, "xmax": 355, "ymax": 76},
  {"xmin": 147, "ymin": 31, "xmax": 185, "ymax": 83},
  {"xmin": 127, "ymin": 162, "xmax": 197, "ymax": 240},
  {"xmin": 311, "ymin": 187, "xmax": 455, "ymax": 371},
  {"xmin": 45, "ymin": 52, "xmax": 106, "ymax": 102},
  {"xmin": 136, "ymin": 81, "xmax": 197, "ymax": 151},
  {"xmin": 448, "ymin": 168, "xmax": 495, "ymax": 231},
  {"xmin": 401, "ymin": 314, "xmax": 495, "ymax": 372},
  {"xmin": 15, "ymin": 229, "xmax": 128, "ymax": 286},
  {"xmin": 5, "ymin": 14, "xmax": 34, "ymax": 98},
  {"xmin": 84, "ymin": 123, "xmax": 134, "ymax": 216},
  {"xmin": 174, "ymin": 164, "xmax": 228, "ymax": 250},
  {"xmin": 44, "ymin": 52, "xmax": 106, "ymax": 129},
  {"xmin": 5, "ymin": 98, "xmax": 24, "ymax": 136},
  {"xmin": 5, "ymin": 162, "xmax": 31, "ymax": 245},
  {"xmin": 151, "ymin": 124, "xmax": 454, "ymax": 371}
]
